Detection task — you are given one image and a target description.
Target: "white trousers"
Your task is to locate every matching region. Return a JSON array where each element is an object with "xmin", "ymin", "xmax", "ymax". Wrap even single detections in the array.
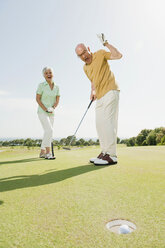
[
  {"xmin": 95, "ymin": 90, "xmax": 119, "ymax": 157},
  {"xmin": 38, "ymin": 113, "xmax": 54, "ymax": 149}
]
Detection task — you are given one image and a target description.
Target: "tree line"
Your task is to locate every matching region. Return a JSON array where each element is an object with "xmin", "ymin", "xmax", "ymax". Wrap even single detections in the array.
[
  {"xmin": 120, "ymin": 127, "xmax": 165, "ymax": 146},
  {"xmin": 0, "ymin": 136, "xmax": 100, "ymax": 148},
  {"xmin": 0, "ymin": 127, "xmax": 164, "ymax": 148}
]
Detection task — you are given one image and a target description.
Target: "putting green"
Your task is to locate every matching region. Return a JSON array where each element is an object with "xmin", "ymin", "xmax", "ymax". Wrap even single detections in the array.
[{"xmin": 0, "ymin": 145, "xmax": 164, "ymax": 248}]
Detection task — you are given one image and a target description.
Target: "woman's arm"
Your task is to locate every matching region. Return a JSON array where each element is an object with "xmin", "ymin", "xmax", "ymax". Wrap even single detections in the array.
[
  {"xmin": 36, "ymin": 94, "xmax": 47, "ymax": 112},
  {"xmin": 53, "ymin": 96, "xmax": 60, "ymax": 108}
]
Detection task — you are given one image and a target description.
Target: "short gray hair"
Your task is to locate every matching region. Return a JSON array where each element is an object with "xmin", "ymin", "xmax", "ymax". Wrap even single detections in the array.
[{"xmin": 42, "ymin": 67, "xmax": 54, "ymax": 76}]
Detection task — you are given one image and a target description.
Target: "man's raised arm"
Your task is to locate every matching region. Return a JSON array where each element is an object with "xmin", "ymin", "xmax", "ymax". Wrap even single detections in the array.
[{"xmin": 97, "ymin": 33, "xmax": 122, "ymax": 60}]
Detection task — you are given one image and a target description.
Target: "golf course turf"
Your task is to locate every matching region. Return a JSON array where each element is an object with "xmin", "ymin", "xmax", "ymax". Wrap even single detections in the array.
[{"xmin": 0, "ymin": 145, "xmax": 164, "ymax": 248}]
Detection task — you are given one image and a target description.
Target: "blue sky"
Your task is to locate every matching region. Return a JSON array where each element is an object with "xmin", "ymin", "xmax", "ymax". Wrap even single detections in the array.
[{"xmin": 0, "ymin": 0, "xmax": 165, "ymax": 139}]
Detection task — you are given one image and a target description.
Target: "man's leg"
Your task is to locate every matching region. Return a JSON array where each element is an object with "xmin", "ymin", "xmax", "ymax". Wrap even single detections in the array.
[
  {"xmin": 103, "ymin": 90, "xmax": 119, "ymax": 157},
  {"xmin": 88, "ymin": 98, "xmax": 105, "ymax": 163},
  {"xmin": 94, "ymin": 90, "xmax": 119, "ymax": 165},
  {"xmin": 95, "ymin": 97, "xmax": 106, "ymax": 153}
]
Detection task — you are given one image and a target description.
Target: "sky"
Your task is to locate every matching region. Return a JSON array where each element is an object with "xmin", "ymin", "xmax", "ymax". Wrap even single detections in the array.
[{"xmin": 0, "ymin": 0, "xmax": 165, "ymax": 139}]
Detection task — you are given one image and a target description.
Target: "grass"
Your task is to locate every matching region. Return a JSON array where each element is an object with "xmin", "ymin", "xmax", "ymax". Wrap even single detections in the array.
[{"xmin": 0, "ymin": 145, "xmax": 165, "ymax": 248}]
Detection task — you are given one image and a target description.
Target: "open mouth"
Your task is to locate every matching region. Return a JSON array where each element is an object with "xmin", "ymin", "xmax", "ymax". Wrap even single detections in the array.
[{"xmin": 85, "ymin": 57, "xmax": 91, "ymax": 64}]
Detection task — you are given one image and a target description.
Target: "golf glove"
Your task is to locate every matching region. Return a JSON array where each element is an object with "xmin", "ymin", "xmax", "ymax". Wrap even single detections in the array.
[
  {"xmin": 47, "ymin": 107, "xmax": 54, "ymax": 113},
  {"xmin": 97, "ymin": 33, "xmax": 108, "ymax": 46}
]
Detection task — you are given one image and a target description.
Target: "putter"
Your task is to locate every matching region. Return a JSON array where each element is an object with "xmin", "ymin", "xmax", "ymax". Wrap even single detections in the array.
[
  {"xmin": 63, "ymin": 99, "xmax": 93, "ymax": 150},
  {"xmin": 50, "ymin": 141, "xmax": 56, "ymax": 159},
  {"xmin": 51, "ymin": 142, "xmax": 54, "ymax": 156}
]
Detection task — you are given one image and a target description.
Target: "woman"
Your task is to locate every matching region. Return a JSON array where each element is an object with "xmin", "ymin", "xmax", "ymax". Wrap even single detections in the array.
[{"xmin": 36, "ymin": 67, "xmax": 60, "ymax": 159}]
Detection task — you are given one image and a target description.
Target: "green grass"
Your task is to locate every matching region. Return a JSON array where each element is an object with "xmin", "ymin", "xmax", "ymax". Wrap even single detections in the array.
[{"xmin": 0, "ymin": 145, "xmax": 165, "ymax": 248}]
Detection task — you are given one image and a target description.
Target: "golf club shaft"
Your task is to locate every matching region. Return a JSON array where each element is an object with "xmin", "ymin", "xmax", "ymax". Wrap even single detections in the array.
[
  {"xmin": 68, "ymin": 99, "xmax": 93, "ymax": 146},
  {"xmin": 51, "ymin": 142, "xmax": 54, "ymax": 156}
]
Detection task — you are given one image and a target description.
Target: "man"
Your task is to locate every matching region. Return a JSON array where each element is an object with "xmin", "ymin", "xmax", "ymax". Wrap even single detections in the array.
[{"xmin": 75, "ymin": 34, "xmax": 122, "ymax": 166}]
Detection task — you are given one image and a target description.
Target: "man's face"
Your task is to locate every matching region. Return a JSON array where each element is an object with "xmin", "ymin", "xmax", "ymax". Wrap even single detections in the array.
[
  {"xmin": 44, "ymin": 69, "xmax": 53, "ymax": 81},
  {"xmin": 76, "ymin": 46, "xmax": 92, "ymax": 64}
]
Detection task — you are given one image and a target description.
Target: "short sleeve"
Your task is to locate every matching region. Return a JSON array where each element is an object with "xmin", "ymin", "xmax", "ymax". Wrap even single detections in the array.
[
  {"xmin": 98, "ymin": 49, "xmax": 111, "ymax": 60},
  {"xmin": 56, "ymin": 86, "xmax": 60, "ymax": 96},
  {"xmin": 104, "ymin": 51, "xmax": 111, "ymax": 60},
  {"xmin": 36, "ymin": 83, "xmax": 43, "ymax": 95}
]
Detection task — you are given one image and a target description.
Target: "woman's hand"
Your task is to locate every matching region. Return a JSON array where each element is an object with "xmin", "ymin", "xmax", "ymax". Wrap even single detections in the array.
[
  {"xmin": 52, "ymin": 96, "xmax": 60, "ymax": 109},
  {"xmin": 47, "ymin": 107, "xmax": 54, "ymax": 113}
]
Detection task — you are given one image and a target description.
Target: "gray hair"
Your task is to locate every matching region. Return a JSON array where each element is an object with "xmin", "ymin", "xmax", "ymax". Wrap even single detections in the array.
[{"xmin": 42, "ymin": 67, "xmax": 54, "ymax": 76}]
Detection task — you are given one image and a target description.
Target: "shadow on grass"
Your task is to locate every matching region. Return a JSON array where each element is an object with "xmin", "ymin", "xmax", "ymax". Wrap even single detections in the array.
[
  {"xmin": 0, "ymin": 200, "xmax": 4, "ymax": 205},
  {"xmin": 0, "ymin": 164, "xmax": 105, "ymax": 192},
  {"xmin": 0, "ymin": 158, "xmax": 41, "ymax": 165}
]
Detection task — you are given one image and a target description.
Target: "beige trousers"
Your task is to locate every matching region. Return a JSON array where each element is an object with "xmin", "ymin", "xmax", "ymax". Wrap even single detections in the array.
[{"xmin": 95, "ymin": 90, "xmax": 119, "ymax": 157}]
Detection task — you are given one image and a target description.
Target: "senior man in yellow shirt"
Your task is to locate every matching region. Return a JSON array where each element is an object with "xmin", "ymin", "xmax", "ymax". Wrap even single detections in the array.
[{"xmin": 75, "ymin": 34, "xmax": 122, "ymax": 166}]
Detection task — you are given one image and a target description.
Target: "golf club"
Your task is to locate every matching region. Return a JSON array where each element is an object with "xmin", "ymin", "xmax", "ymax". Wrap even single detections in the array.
[
  {"xmin": 51, "ymin": 141, "xmax": 54, "ymax": 157},
  {"xmin": 63, "ymin": 99, "xmax": 93, "ymax": 150}
]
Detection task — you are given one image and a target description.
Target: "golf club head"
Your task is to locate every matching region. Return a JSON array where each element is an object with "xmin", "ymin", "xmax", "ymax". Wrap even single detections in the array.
[{"xmin": 63, "ymin": 147, "xmax": 71, "ymax": 150}]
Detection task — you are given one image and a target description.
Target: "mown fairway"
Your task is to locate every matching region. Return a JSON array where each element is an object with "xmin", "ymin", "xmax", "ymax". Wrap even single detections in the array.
[{"xmin": 0, "ymin": 145, "xmax": 164, "ymax": 248}]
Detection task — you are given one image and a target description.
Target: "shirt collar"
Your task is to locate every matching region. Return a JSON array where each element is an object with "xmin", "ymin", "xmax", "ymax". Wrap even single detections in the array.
[{"xmin": 43, "ymin": 81, "xmax": 55, "ymax": 85}]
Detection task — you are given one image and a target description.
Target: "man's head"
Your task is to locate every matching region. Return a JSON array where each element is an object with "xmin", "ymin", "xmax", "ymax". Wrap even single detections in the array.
[{"xmin": 75, "ymin": 43, "xmax": 92, "ymax": 64}]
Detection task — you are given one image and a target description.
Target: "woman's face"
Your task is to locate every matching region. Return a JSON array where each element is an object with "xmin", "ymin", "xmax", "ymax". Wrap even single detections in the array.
[{"xmin": 44, "ymin": 69, "xmax": 53, "ymax": 81}]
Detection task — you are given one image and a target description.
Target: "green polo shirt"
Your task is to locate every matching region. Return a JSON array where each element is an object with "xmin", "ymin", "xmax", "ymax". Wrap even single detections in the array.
[{"xmin": 36, "ymin": 81, "xmax": 60, "ymax": 114}]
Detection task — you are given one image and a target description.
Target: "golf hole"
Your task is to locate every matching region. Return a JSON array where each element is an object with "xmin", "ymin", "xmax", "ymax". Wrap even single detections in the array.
[{"xmin": 106, "ymin": 219, "xmax": 136, "ymax": 234}]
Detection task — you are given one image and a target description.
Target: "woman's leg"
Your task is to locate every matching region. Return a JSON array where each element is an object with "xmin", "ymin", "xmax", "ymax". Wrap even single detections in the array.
[
  {"xmin": 45, "ymin": 115, "xmax": 54, "ymax": 154},
  {"xmin": 38, "ymin": 113, "xmax": 54, "ymax": 154}
]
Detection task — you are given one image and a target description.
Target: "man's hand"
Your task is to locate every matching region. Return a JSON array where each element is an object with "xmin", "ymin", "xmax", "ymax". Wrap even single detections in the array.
[
  {"xmin": 97, "ymin": 33, "xmax": 108, "ymax": 46},
  {"xmin": 97, "ymin": 33, "xmax": 123, "ymax": 59},
  {"xmin": 90, "ymin": 90, "xmax": 97, "ymax": 101},
  {"xmin": 90, "ymin": 82, "xmax": 96, "ymax": 100}
]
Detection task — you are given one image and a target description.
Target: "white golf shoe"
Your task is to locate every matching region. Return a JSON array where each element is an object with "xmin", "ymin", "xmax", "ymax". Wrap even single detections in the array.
[
  {"xmin": 39, "ymin": 153, "xmax": 46, "ymax": 158},
  {"xmin": 94, "ymin": 154, "xmax": 117, "ymax": 166},
  {"xmin": 45, "ymin": 153, "xmax": 56, "ymax": 160},
  {"xmin": 90, "ymin": 152, "xmax": 104, "ymax": 163}
]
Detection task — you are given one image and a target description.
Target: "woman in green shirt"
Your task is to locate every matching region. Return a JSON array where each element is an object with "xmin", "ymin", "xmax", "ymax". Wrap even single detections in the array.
[{"xmin": 36, "ymin": 67, "xmax": 60, "ymax": 159}]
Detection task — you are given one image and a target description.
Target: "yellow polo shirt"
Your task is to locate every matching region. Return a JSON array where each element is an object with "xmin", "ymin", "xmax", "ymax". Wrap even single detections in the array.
[{"xmin": 83, "ymin": 49, "xmax": 119, "ymax": 99}]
